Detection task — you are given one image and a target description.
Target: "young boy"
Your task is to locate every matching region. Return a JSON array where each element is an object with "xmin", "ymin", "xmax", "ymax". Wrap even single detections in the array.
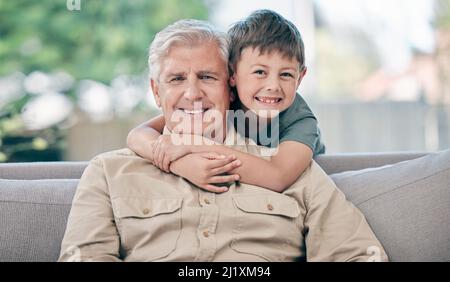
[{"xmin": 127, "ymin": 10, "xmax": 325, "ymax": 193}]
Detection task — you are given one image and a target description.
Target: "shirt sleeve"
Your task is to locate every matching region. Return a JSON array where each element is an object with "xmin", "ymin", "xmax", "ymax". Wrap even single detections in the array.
[
  {"xmin": 58, "ymin": 156, "xmax": 122, "ymax": 262},
  {"xmin": 279, "ymin": 95, "xmax": 325, "ymax": 156},
  {"xmin": 280, "ymin": 117, "xmax": 326, "ymax": 156},
  {"xmin": 303, "ymin": 162, "xmax": 389, "ymax": 262}
]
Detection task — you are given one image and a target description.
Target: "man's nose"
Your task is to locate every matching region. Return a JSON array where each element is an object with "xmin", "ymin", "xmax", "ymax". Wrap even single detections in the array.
[{"xmin": 184, "ymin": 80, "xmax": 203, "ymax": 100}]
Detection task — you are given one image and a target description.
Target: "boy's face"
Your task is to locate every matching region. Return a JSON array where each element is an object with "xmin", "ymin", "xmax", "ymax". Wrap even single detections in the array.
[{"xmin": 230, "ymin": 47, "xmax": 306, "ymax": 116}]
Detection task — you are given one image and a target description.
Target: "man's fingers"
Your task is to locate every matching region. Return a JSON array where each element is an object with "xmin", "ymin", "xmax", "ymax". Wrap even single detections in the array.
[
  {"xmin": 210, "ymin": 159, "xmax": 241, "ymax": 175},
  {"xmin": 202, "ymin": 184, "xmax": 229, "ymax": 193},
  {"xmin": 209, "ymin": 174, "xmax": 240, "ymax": 184}
]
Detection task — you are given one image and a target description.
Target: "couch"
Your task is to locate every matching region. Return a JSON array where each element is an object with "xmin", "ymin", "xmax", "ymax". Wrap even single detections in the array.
[{"xmin": 1, "ymin": 150, "xmax": 449, "ymax": 262}]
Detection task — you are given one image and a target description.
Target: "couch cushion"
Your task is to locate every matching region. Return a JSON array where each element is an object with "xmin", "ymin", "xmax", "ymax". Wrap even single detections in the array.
[
  {"xmin": 0, "ymin": 179, "xmax": 78, "ymax": 262},
  {"xmin": 315, "ymin": 152, "xmax": 427, "ymax": 175},
  {"xmin": 330, "ymin": 149, "xmax": 450, "ymax": 262}
]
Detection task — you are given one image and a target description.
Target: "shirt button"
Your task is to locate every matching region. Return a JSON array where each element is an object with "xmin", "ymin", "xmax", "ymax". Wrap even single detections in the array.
[
  {"xmin": 203, "ymin": 230, "xmax": 210, "ymax": 238},
  {"xmin": 143, "ymin": 208, "xmax": 150, "ymax": 215},
  {"xmin": 204, "ymin": 198, "xmax": 210, "ymax": 205},
  {"xmin": 267, "ymin": 204, "xmax": 274, "ymax": 211}
]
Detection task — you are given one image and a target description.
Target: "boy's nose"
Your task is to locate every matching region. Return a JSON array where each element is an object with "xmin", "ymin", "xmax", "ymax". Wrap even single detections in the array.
[{"xmin": 266, "ymin": 76, "xmax": 281, "ymax": 92}]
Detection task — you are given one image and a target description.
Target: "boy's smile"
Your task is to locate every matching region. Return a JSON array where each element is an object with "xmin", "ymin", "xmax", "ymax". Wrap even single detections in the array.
[{"xmin": 230, "ymin": 47, "xmax": 306, "ymax": 117}]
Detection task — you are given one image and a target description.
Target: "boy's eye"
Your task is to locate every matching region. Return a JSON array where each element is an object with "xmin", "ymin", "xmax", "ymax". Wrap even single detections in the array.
[
  {"xmin": 253, "ymin": 70, "xmax": 266, "ymax": 75},
  {"xmin": 281, "ymin": 72, "xmax": 294, "ymax": 78}
]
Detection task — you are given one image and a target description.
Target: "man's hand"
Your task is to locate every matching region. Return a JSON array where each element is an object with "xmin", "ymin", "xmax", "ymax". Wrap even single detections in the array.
[
  {"xmin": 169, "ymin": 152, "xmax": 241, "ymax": 193},
  {"xmin": 152, "ymin": 135, "xmax": 192, "ymax": 173}
]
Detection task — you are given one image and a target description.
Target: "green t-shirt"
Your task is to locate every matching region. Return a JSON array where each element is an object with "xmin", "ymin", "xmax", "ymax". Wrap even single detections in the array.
[
  {"xmin": 277, "ymin": 94, "xmax": 325, "ymax": 156},
  {"xmin": 232, "ymin": 93, "xmax": 325, "ymax": 156}
]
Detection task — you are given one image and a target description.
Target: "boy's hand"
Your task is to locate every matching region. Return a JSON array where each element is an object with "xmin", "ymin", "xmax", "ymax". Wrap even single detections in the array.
[
  {"xmin": 152, "ymin": 135, "xmax": 192, "ymax": 173},
  {"xmin": 169, "ymin": 152, "xmax": 241, "ymax": 193}
]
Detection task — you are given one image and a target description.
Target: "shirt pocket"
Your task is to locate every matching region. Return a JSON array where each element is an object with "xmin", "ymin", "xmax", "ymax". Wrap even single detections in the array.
[
  {"xmin": 112, "ymin": 196, "xmax": 183, "ymax": 261},
  {"xmin": 230, "ymin": 193, "xmax": 301, "ymax": 261}
]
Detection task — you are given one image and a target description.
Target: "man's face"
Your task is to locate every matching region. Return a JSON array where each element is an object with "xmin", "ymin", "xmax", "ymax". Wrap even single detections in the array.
[
  {"xmin": 151, "ymin": 41, "xmax": 231, "ymax": 138},
  {"xmin": 230, "ymin": 47, "xmax": 306, "ymax": 117}
]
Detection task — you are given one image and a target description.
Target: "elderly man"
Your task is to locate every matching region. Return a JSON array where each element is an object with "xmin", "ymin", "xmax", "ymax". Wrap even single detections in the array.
[{"xmin": 59, "ymin": 20, "xmax": 387, "ymax": 262}]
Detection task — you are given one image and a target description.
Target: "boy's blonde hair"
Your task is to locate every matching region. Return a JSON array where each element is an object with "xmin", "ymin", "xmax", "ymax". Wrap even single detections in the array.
[{"xmin": 228, "ymin": 9, "xmax": 305, "ymax": 74}]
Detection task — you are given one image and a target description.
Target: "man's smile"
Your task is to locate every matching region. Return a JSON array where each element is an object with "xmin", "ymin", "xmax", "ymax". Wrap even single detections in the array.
[{"xmin": 176, "ymin": 106, "xmax": 212, "ymax": 115}]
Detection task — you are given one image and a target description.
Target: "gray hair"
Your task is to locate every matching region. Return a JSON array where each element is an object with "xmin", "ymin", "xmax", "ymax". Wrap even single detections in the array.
[{"xmin": 148, "ymin": 19, "xmax": 230, "ymax": 81}]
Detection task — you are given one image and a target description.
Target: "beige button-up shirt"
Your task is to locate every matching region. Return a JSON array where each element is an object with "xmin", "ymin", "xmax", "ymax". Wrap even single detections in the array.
[{"xmin": 59, "ymin": 129, "xmax": 388, "ymax": 262}]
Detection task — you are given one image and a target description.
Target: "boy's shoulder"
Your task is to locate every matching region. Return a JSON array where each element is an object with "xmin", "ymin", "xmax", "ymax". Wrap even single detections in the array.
[{"xmin": 279, "ymin": 93, "xmax": 315, "ymax": 127}]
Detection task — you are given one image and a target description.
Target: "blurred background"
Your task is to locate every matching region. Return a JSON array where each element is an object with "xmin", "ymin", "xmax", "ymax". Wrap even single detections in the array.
[{"xmin": 1, "ymin": 0, "xmax": 449, "ymax": 162}]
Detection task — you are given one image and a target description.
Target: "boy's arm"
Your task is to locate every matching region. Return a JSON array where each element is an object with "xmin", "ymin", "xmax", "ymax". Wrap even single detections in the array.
[
  {"xmin": 126, "ymin": 115, "xmax": 165, "ymax": 161},
  {"xmin": 189, "ymin": 141, "xmax": 313, "ymax": 193}
]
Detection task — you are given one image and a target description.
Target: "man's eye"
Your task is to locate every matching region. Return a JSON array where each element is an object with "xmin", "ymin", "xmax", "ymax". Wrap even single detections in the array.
[
  {"xmin": 170, "ymin": 77, "xmax": 185, "ymax": 82},
  {"xmin": 200, "ymin": 75, "xmax": 216, "ymax": 80}
]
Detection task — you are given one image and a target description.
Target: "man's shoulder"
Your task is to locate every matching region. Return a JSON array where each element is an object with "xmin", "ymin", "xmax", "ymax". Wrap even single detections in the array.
[
  {"xmin": 286, "ymin": 159, "xmax": 328, "ymax": 190},
  {"xmin": 87, "ymin": 148, "xmax": 164, "ymax": 180},
  {"xmin": 95, "ymin": 148, "xmax": 137, "ymax": 159},
  {"xmin": 89, "ymin": 148, "xmax": 136, "ymax": 162}
]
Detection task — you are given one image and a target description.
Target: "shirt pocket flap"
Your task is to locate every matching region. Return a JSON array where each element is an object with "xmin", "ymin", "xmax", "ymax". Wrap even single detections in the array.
[
  {"xmin": 232, "ymin": 193, "xmax": 300, "ymax": 218},
  {"xmin": 112, "ymin": 197, "xmax": 182, "ymax": 219}
]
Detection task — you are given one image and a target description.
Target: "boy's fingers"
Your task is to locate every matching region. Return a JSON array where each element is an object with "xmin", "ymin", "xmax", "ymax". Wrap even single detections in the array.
[
  {"xmin": 162, "ymin": 155, "xmax": 171, "ymax": 172},
  {"xmin": 202, "ymin": 184, "xmax": 229, "ymax": 194},
  {"xmin": 209, "ymin": 174, "xmax": 240, "ymax": 184},
  {"xmin": 211, "ymin": 160, "xmax": 241, "ymax": 175},
  {"xmin": 208, "ymin": 155, "xmax": 236, "ymax": 168},
  {"xmin": 156, "ymin": 147, "xmax": 165, "ymax": 171},
  {"xmin": 201, "ymin": 152, "xmax": 226, "ymax": 160}
]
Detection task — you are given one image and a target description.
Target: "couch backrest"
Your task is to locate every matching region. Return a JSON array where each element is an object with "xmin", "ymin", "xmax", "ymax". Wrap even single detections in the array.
[{"xmin": 0, "ymin": 152, "xmax": 428, "ymax": 180}]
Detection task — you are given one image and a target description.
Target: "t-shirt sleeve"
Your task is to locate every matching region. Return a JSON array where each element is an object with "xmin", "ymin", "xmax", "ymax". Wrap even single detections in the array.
[
  {"xmin": 280, "ymin": 117, "xmax": 325, "ymax": 156},
  {"xmin": 279, "ymin": 94, "xmax": 326, "ymax": 156}
]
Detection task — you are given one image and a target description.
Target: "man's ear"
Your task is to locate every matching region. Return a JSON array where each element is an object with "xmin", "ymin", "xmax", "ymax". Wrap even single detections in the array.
[
  {"xmin": 150, "ymin": 79, "xmax": 161, "ymax": 107},
  {"xmin": 229, "ymin": 88, "xmax": 236, "ymax": 102},
  {"xmin": 229, "ymin": 73, "xmax": 237, "ymax": 87}
]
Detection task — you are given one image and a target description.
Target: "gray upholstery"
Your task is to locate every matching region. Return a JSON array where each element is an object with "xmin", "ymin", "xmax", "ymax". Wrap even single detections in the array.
[
  {"xmin": 330, "ymin": 150, "xmax": 450, "ymax": 262},
  {"xmin": 0, "ymin": 179, "xmax": 78, "ymax": 262},
  {"xmin": 0, "ymin": 151, "xmax": 448, "ymax": 262},
  {"xmin": 0, "ymin": 162, "xmax": 88, "ymax": 180}
]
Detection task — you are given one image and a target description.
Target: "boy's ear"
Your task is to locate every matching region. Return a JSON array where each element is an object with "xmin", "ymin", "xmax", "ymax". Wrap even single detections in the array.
[
  {"xmin": 150, "ymin": 79, "xmax": 161, "ymax": 107},
  {"xmin": 297, "ymin": 66, "xmax": 307, "ymax": 86}
]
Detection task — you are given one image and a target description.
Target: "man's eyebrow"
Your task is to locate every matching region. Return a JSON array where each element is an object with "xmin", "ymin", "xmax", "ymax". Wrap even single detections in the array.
[
  {"xmin": 164, "ymin": 72, "xmax": 186, "ymax": 77},
  {"xmin": 197, "ymin": 70, "xmax": 220, "ymax": 76}
]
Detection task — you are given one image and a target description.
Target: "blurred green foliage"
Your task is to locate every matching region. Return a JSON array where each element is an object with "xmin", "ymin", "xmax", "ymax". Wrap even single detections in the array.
[
  {"xmin": 0, "ymin": 0, "xmax": 209, "ymax": 162},
  {"xmin": 0, "ymin": 0, "xmax": 209, "ymax": 83}
]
